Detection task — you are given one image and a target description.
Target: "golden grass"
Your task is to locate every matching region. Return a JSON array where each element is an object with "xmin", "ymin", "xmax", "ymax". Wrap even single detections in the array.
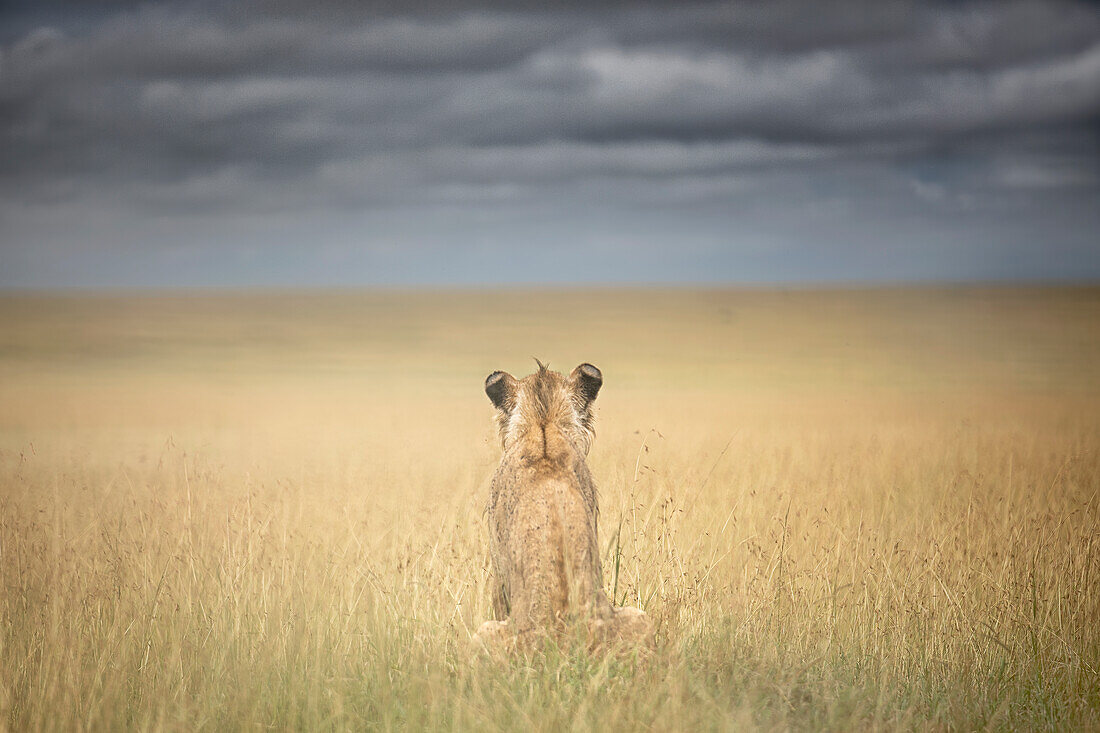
[{"xmin": 1, "ymin": 287, "xmax": 1098, "ymax": 731}]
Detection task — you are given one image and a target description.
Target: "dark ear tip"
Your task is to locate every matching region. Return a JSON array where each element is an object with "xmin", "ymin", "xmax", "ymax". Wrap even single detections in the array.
[
  {"xmin": 485, "ymin": 370, "xmax": 514, "ymax": 408},
  {"xmin": 577, "ymin": 363, "xmax": 602, "ymax": 382},
  {"xmin": 573, "ymin": 362, "xmax": 602, "ymax": 403}
]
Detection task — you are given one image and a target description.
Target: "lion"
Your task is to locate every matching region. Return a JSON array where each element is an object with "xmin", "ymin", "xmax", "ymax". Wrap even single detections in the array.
[{"xmin": 470, "ymin": 361, "xmax": 653, "ymax": 655}]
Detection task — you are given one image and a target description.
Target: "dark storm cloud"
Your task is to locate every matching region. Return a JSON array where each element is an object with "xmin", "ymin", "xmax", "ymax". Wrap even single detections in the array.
[{"xmin": 1, "ymin": 0, "xmax": 1098, "ymax": 287}]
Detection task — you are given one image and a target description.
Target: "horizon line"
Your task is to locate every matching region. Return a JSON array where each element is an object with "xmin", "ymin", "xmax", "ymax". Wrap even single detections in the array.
[{"xmin": 2, "ymin": 277, "xmax": 1100, "ymax": 299}]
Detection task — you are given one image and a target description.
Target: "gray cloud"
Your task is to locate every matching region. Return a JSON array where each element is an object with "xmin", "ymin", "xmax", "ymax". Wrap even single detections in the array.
[{"xmin": 1, "ymin": 0, "xmax": 1098, "ymax": 287}]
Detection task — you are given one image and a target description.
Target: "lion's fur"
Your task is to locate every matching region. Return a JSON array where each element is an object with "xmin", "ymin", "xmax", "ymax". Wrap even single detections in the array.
[{"xmin": 472, "ymin": 361, "xmax": 653, "ymax": 655}]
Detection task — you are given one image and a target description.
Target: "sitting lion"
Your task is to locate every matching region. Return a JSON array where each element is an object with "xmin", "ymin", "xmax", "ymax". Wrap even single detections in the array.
[{"xmin": 471, "ymin": 361, "xmax": 653, "ymax": 654}]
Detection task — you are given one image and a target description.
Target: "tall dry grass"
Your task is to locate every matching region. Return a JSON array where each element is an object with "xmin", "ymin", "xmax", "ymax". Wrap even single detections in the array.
[{"xmin": 1, "ymin": 287, "xmax": 1098, "ymax": 730}]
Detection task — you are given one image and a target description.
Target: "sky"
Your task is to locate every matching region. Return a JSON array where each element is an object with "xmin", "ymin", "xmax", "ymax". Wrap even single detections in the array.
[{"xmin": 1, "ymin": 0, "xmax": 1099, "ymax": 288}]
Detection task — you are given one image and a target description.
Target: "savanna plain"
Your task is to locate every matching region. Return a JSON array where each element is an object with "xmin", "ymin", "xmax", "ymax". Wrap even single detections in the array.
[{"xmin": 1, "ymin": 287, "xmax": 1098, "ymax": 731}]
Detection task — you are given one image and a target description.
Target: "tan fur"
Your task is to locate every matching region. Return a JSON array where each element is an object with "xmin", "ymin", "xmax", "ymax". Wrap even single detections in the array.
[{"xmin": 471, "ymin": 362, "xmax": 653, "ymax": 656}]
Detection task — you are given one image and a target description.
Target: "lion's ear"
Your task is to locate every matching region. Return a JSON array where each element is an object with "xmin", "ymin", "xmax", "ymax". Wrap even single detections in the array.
[
  {"xmin": 485, "ymin": 371, "xmax": 517, "ymax": 411},
  {"xmin": 570, "ymin": 363, "xmax": 602, "ymax": 405}
]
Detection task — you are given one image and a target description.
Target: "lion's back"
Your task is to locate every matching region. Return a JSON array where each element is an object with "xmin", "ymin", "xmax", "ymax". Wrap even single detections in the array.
[{"xmin": 488, "ymin": 458, "xmax": 605, "ymax": 629}]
